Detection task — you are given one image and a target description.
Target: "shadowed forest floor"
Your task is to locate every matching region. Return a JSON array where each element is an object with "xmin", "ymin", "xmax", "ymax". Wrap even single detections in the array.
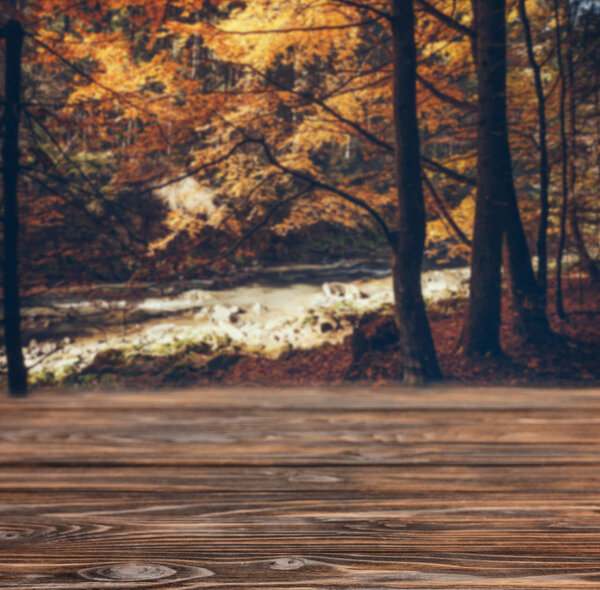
[{"xmin": 221, "ymin": 280, "xmax": 600, "ymax": 387}]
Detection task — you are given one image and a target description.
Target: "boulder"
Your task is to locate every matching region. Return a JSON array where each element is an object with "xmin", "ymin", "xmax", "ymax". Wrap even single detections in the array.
[
  {"xmin": 350, "ymin": 313, "xmax": 399, "ymax": 362},
  {"xmin": 251, "ymin": 302, "xmax": 268, "ymax": 315},
  {"xmin": 204, "ymin": 353, "xmax": 243, "ymax": 374},
  {"xmin": 211, "ymin": 305, "xmax": 245, "ymax": 324},
  {"xmin": 322, "ymin": 282, "xmax": 368, "ymax": 301}
]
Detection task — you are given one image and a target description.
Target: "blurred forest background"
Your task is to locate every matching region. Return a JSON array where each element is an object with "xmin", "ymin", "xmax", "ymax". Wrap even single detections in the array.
[{"xmin": 1, "ymin": 0, "xmax": 599, "ymax": 395}]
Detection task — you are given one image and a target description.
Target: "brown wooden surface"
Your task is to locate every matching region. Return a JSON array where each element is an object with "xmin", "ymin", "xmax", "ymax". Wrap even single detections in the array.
[{"xmin": 1, "ymin": 386, "xmax": 600, "ymax": 588}]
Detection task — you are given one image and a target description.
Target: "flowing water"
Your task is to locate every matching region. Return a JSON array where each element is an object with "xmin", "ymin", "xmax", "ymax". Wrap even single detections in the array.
[{"xmin": 11, "ymin": 261, "xmax": 469, "ymax": 379}]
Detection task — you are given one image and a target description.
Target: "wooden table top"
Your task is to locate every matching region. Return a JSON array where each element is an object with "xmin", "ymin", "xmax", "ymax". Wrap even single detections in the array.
[{"xmin": 1, "ymin": 386, "xmax": 600, "ymax": 588}]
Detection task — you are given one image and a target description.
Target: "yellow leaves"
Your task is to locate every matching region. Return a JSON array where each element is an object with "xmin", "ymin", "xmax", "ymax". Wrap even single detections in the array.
[
  {"xmin": 164, "ymin": 20, "xmax": 215, "ymax": 39},
  {"xmin": 427, "ymin": 191, "xmax": 475, "ymax": 247},
  {"xmin": 203, "ymin": 0, "xmax": 363, "ymax": 70}
]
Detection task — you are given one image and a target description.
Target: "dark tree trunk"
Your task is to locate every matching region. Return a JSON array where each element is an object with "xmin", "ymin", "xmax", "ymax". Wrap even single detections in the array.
[
  {"xmin": 390, "ymin": 0, "xmax": 441, "ymax": 384},
  {"xmin": 565, "ymin": 2, "xmax": 600, "ymax": 284},
  {"xmin": 462, "ymin": 0, "xmax": 549, "ymax": 355},
  {"xmin": 503, "ymin": 188, "xmax": 550, "ymax": 341},
  {"xmin": 554, "ymin": 0, "xmax": 569, "ymax": 319},
  {"xmin": 518, "ymin": 0, "xmax": 550, "ymax": 299},
  {"xmin": 570, "ymin": 206, "xmax": 600, "ymax": 283},
  {"xmin": 1, "ymin": 20, "xmax": 27, "ymax": 396},
  {"xmin": 460, "ymin": 0, "xmax": 507, "ymax": 356},
  {"xmin": 491, "ymin": 14, "xmax": 549, "ymax": 343}
]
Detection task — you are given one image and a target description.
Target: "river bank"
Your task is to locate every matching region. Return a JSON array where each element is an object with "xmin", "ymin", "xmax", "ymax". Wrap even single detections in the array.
[
  {"xmin": 2, "ymin": 261, "xmax": 599, "ymax": 389},
  {"xmin": 10, "ymin": 261, "xmax": 469, "ymax": 383}
]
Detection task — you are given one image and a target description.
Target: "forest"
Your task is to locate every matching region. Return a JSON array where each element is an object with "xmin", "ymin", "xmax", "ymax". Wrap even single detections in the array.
[{"xmin": 1, "ymin": 0, "xmax": 600, "ymax": 396}]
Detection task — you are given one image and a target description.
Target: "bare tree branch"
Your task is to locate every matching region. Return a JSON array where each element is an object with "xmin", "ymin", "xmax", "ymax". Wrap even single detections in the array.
[
  {"xmin": 222, "ymin": 183, "xmax": 315, "ymax": 259},
  {"xmin": 27, "ymin": 33, "xmax": 170, "ymax": 143},
  {"xmin": 216, "ymin": 19, "xmax": 381, "ymax": 35},
  {"xmin": 245, "ymin": 64, "xmax": 476, "ymax": 186},
  {"xmin": 414, "ymin": 0, "xmax": 475, "ymax": 38},
  {"xmin": 417, "ymin": 72, "xmax": 476, "ymax": 112},
  {"xmin": 331, "ymin": 0, "xmax": 392, "ymax": 21},
  {"xmin": 422, "ymin": 155, "xmax": 475, "ymax": 186},
  {"xmin": 423, "ymin": 172, "xmax": 472, "ymax": 247},
  {"xmin": 248, "ymin": 137, "xmax": 396, "ymax": 246}
]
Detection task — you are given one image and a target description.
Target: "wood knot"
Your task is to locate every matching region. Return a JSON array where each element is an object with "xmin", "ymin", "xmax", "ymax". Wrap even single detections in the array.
[
  {"xmin": 80, "ymin": 563, "xmax": 177, "ymax": 581},
  {"xmin": 78, "ymin": 562, "xmax": 214, "ymax": 582},
  {"xmin": 271, "ymin": 557, "xmax": 306, "ymax": 570}
]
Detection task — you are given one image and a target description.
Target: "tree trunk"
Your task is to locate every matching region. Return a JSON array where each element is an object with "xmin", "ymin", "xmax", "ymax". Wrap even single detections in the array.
[
  {"xmin": 503, "ymin": 187, "xmax": 550, "ymax": 340},
  {"xmin": 518, "ymin": 0, "xmax": 550, "ymax": 299},
  {"xmin": 554, "ymin": 0, "xmax": 569, "ymax": 319},
  {"xmin": 570, "ymin": 205, "xmax": 600, "ymax": 283},
  {"xmin": 390, "ymin": 0, "xmax": 441, "ymax": 384},
  {"xmin": 492, "ymin": 9, "xmax": 549, "ymax": 342},
  {"xmin": 1, "ymin": 19, "xmax": 28, "ymax": 396},
  {"xmin": 462, "ymin": 0, "xmax": 549, "ymax": 355},
  {"xmin": 460, "ymin": 0, "xmax": 508, "ymax": 356},
  {"xmin": 565, "ymin": 2, "xmax": 600, "ymax": 284}
]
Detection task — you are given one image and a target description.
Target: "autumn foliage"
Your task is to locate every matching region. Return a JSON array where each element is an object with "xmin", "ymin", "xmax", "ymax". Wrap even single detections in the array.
[{"xmin": 1, "ymin": 0, "xmax": 600, "ymax": 392}]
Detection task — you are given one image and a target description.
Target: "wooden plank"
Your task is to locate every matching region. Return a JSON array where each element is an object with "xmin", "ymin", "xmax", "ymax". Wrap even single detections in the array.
[{"xmin": 1, "ymin": 387, "xmax": 600, "ymax": 588}]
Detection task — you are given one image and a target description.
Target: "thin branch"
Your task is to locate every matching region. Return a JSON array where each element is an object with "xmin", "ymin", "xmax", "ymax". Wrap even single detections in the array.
[
  {"xmin": 249, "ymin": 136, "xmax": 395, "ymax": 246},
  {"xmin": 24, "ymin": 108, "xmax": 98, "ymax": 196},
  {"xmin": 22, "ymin": 170, "xmax": 149, "ymax": 257},
  {"xmin": 139, "ymin": 138, "xmax": 256, "ymax": 194},
  {"xmin": 222, "ymin": 183, "xmax": 315, "ymax": 259},
  {"xmin": 217, "ymin": 19, "xmax": 380, "ymax": 35},
  {"xmin": 27, "ymin": 33, "xmax": 170, "ymax": 143},
  {"xmin": 23, "ymin": 342, "xmax": 65, "ymax": 372},
  {"xmin": 415, "ymin": 0, "xmax": 476, "ymax": 38},
  {"xmin": 417, "ymin": 72, "xmax": 476, "ymax": 112},
  {"xmin": 21, "ymin": 115, "xmax": 155, "ymax": 249},
  {"xmin": 421, "ymin": 155, "xmax": 475, "ymax": 186},
  {"xmin": 245, "ymin": 63, "xmax": 476, "ymax": 186},
  {"xmin": 423, "ymin": 172, "xmax": 471, "ymax": 247},
  {"xmin": 246, "ymin": 62, "xmax": 395, "ymax": 152},
  {"xmin": 331, "ymin": 0, "xmax": 392, "ymax": 21}
]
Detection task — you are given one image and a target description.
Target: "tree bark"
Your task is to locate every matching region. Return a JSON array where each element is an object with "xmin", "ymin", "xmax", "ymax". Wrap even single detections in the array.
[
  {"xmin": 518, "ymin": 0, "xmax": 550, "ymax": 299},
  {"xmin": 492, "ymin": 11, "xmax": 549, "ymax": 342},
  {"xmin": 390, "ymin": 0, "xmax": 441, "ymax": 384},
  {"xmin": 462, "ymin": 0, "xmax": 549, "ymax": 355},
  {"xmin": 1, "ymin": 20, "xmax": 28, "ymax": 396},
  {"xmin": 570, "ymin": 205, "xmax": 600, "ymax": 283},
  {"xmin": 554, "ymin": 0, "xmax": 569, "ymax": 319},
  {"xmin": 565, "ymin": 2, "xmax": 600, "ymax": 284},
  {"xmin": 460, "ymin": 0, "xmax": 507, "ymax": 356},
  {"xmin": 503, "ymin": 187, "xmax": 550, "ymax": 340}
]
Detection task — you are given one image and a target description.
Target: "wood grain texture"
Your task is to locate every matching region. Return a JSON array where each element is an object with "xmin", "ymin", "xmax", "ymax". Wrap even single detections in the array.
[{"xmin": 1, "ymin": 386, "xmax": 600, "ymax": 588}]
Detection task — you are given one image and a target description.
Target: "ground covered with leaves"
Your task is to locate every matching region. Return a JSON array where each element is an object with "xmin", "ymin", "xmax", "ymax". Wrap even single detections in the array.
[
  {"xmin": 39, "ymin": 278, "xmax": 599, "ymax": 390},
  {"xmin": 224, "ymin": 279, "xmax": 600, "ymax": 387}
]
